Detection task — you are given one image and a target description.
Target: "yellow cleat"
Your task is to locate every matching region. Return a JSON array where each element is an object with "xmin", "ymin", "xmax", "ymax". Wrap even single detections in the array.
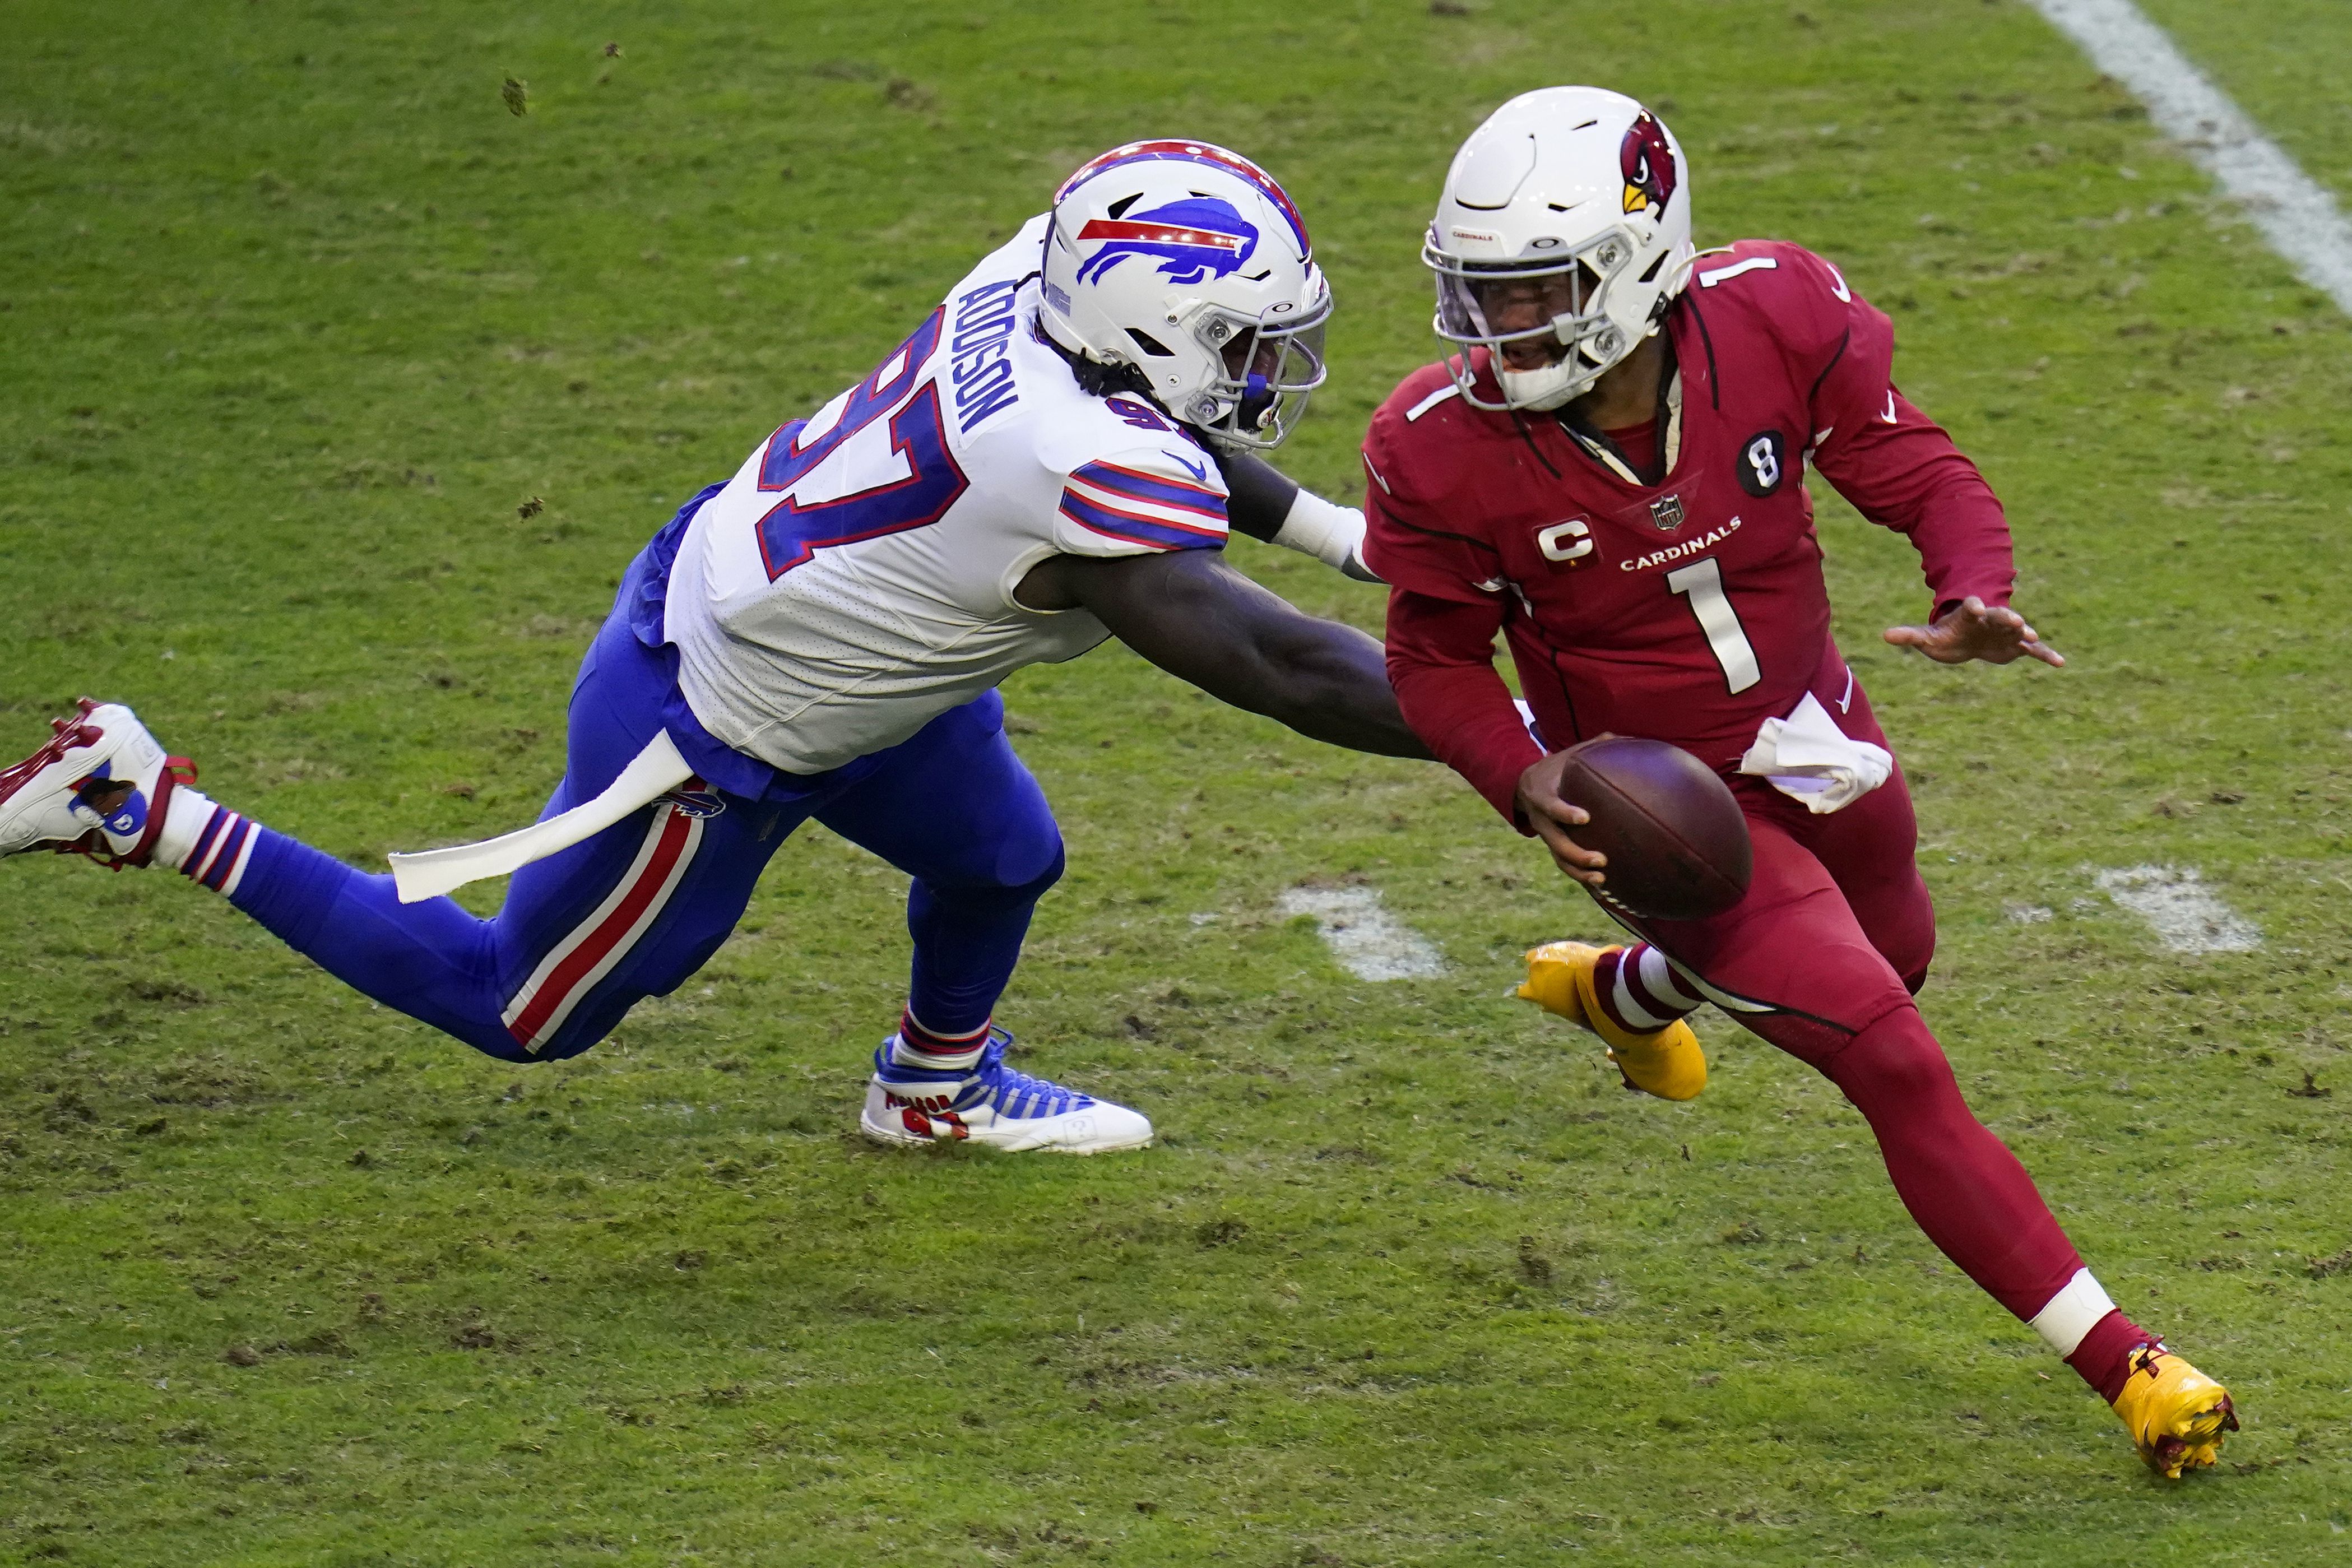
[
  {"xmin": 2110, "ymin": 1345, "xmax": 2238, "ymax": 1479},
  {"xmin": 1518, "ymin": 941, "xmax": 1706, "ymax": 1101}
]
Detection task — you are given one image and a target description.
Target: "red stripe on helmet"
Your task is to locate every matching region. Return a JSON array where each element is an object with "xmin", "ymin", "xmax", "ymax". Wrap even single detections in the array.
[
  {"xmin": 1074, "ymin": 218, "xmax": 1248, "ymax": 253},
  {"xmin": 1056, "ymin": 140, "xmax": 1310, "ymax": 254}
]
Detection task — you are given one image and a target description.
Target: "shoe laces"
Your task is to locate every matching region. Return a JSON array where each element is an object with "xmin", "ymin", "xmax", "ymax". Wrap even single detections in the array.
[{"xmin": 965, "ymin": 1032, "xmax": 1094, "ymax": 1117}]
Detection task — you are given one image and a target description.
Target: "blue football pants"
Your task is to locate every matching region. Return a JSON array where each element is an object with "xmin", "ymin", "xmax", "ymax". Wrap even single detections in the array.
[{"xmin": 221, "ymin": 608, "xmax": 1065, "ymax": 1064}]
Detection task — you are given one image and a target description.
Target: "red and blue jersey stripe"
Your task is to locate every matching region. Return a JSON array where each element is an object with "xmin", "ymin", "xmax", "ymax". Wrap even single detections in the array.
[{"xmin": 1059, "ymin": 460, "xmax": 1228, "ymax": 553}]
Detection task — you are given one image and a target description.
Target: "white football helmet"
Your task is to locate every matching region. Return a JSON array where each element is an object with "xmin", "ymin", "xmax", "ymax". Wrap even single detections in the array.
[
  {"xmin": 1424, "ymin": 87, "xmax": 1696, "ymax": 411},
  {"xmin": 1040, "ymin": 140, "xmax": 1330, "ymax": 451}
]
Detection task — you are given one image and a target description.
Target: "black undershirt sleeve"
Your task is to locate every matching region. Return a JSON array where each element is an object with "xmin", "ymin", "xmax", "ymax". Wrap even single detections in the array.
[{"xmin": 1210, "ymin": 448, "xmax": 1302, "ymax": 544}]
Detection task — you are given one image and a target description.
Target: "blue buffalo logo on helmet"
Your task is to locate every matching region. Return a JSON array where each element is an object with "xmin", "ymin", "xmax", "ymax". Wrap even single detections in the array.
[
  {"xmin": 1074, "ymin": 197, "xmax": 1259, "ymax": 286},
  {"xmin": 1619, "ymin": 111, "xmax": 1677, "ymax": 217}
]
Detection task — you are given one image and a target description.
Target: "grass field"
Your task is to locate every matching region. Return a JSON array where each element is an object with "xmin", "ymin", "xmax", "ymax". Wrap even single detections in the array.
[{"xmin": 5, "ymin": 1, "xmax": 2351, "ymax": 1562}]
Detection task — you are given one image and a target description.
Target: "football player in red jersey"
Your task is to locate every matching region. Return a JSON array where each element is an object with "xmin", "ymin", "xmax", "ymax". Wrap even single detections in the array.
[{"xmin": 1363, "ymin": 86, "xmax": 2235, "ymax": 1477}]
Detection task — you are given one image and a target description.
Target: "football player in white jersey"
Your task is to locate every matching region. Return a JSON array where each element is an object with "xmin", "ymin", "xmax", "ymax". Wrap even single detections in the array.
[{"xmin": 2, "ymin": 141, "xmax": 1424, "ymax": 1155}]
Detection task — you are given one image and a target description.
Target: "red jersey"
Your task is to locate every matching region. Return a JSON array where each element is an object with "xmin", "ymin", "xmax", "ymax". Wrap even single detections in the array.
[{"xmin": 1363, "ymin": 239, "xmax": 2017, "ymax": 824}]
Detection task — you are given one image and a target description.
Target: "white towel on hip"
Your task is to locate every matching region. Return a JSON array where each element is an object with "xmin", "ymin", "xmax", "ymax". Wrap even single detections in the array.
[
  {"xmin": 1737, "ymin": 690, "xmax": 1892, "ymax": 814},
  {"xmin": 386, "ymin": 731, "xmax": 695, "ymax": 902}
]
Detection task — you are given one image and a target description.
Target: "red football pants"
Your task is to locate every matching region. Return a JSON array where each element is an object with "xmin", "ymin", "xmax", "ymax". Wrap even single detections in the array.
[{"xmin": 1620, "ymin": 697, "xmax": 2084, "ymax": 1325}]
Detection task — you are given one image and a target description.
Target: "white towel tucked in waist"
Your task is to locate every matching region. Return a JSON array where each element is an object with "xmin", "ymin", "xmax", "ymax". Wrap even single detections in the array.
[{"xmin": 1737, "ymin": 690, "xmax": 1892, "ymax": 815}]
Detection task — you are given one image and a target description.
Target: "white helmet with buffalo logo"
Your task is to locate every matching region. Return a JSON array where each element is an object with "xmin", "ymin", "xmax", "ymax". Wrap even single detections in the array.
[
  {"xmin": 1040, "ymin": 140, "xmax": 1330, "ymax": 451},
  {"xmin": 1424, "ymin": 86, "xmax": 1695, "ymax": 411}
]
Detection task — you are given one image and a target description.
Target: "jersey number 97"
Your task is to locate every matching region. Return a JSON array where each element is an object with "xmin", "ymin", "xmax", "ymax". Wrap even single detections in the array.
[{"xmin": 753, "ymin": 308, "xmax": 971, "ymax": 580}]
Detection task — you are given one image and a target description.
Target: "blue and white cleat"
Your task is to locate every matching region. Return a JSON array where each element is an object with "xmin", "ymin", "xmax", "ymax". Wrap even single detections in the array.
[
  {"xmin": 860, "ymin": 1029, "xmax": 1153, "ymax": 1154},
  {"xmin": 0, "ymin": 699, "xmax": 194, "ymax": 867}
]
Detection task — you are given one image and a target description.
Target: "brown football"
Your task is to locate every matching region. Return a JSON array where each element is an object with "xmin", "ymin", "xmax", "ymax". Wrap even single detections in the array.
[{"xmin": 1556, "ymin": 736, "xmax": 1752, "ymax": 922}]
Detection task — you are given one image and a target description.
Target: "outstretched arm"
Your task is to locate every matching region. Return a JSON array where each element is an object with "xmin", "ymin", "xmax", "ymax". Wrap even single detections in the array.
[
  {"xmin": 1784, "ymin": 250, "xmax": 2062, "ymax": 672},
  {"xmin": 1021, "ymin": 549, "xmax": 1428, "ymax": 758},
  {"xmin": 1814, "ymin": 402, "xmax": 2065, "ymax": 667},
  {"xmin": 1214, "ymin": 450, "xmax": 1381, "ymax": 581}
]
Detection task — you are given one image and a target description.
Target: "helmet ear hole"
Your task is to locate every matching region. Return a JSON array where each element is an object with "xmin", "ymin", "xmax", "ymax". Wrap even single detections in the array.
[{"xmin": 1125, "ymin": 329, "xmax": 1177, "ymax": 358}]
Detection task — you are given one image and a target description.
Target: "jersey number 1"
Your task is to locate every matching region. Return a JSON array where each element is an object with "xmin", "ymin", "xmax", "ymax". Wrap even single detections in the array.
[
  {"xmin": 753, "ymin": 307, "xmax": 971, "ymax": 581},
  {"xmin": 1666, "ymin": 557, "xmax": 1760, "ymax": 694}
]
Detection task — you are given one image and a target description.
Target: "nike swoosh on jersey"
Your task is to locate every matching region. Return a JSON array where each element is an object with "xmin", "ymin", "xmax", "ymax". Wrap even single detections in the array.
[{"xmin": 1165, "ymin": 451, "xmax": 1209, "ymax": 481}]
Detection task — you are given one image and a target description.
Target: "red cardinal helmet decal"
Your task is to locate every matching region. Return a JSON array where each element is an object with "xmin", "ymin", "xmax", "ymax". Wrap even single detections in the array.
[{"xmin": 1620, "ymin": 111, "xmax": 1676, "ymax": 217}]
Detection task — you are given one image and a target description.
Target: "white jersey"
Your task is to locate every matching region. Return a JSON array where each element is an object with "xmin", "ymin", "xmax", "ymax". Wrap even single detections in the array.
[{"xmin": 665, "ymin": 216, "xmax": 1232, "ymax": 774}]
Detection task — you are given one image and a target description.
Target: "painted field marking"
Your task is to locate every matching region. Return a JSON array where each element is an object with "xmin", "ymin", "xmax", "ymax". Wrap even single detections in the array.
[
  {"xmin": 1277, "ymin": 886, "xmax": 1448, "ymax": 981},
  {"xmin": 2026, "ymin": 0, "xmax": 2352, "ymax": 314},
  {"xmin": 2094, "ymin": 864, "xmax": 2261, "ymax": 953}
]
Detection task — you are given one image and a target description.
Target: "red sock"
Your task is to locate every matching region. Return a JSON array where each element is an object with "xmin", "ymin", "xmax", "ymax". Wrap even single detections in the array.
[{"xmin": 2066, "ymin": 1309, "xmax": 2161, "ymax": 1403}]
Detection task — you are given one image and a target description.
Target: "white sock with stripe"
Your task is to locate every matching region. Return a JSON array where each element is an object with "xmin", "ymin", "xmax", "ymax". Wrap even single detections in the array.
[
  {"xmin": 1592, "ymin": 943, "xmax": 1704, "ymax": 1034},
  {"xmin": 155, "ymin": 786, "xmax": 260, "ymax": 896},
  {"xmin": 886, "ymin": 1009, "xmax": 991, "ymax": 1074}
]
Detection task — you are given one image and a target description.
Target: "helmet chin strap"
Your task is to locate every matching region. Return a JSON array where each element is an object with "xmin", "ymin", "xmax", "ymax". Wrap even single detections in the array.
[
  {"xmin": 1238, "ymin": 372, "xmax": 1275, "ymax": 427},
  {"xmin": 1497, "ymin": 308, "xmax": 1659, "ymax": 411},
  {"xmin": 1497, "ymin": 356, "xmax": 1594, "ymax": 412}
]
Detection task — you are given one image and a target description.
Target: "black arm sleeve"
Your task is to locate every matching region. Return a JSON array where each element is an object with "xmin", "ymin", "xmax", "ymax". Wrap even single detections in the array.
[{"xmin": 1210, "ymin": 449, "xmax": 1302, "ymax": 544}]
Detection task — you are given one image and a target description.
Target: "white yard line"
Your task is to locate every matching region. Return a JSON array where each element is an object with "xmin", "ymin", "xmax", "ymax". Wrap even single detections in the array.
[
  {"xmin": 2026, "ymin": 0, "xmax": 2352, "ymax": 314},
  {"xmin": 2094, "ymin": 865, "xmax": 2261, "ymax": 953},
  {"xmin": 1277, "ymin": 886, "xmax": 1448, "ymax": 981}
]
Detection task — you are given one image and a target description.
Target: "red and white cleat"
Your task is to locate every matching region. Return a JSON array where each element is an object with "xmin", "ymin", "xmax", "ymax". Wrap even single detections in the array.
[
  {"xmin": 860, "ymin": 1029, "xmax": 1154, "ymax": 1154},
  {"xmin": 0, "ymin": 699, "xmax": 194, "ymax": 867}
]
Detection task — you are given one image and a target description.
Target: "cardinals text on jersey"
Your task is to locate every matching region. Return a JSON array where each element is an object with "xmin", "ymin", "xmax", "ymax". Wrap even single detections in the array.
[{"xmin": 1366, "ymin": 238, "xmax": 2016, "ymax": 796}]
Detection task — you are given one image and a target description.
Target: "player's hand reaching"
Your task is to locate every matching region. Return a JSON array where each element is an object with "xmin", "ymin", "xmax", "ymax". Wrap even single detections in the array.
[
  {"xmin": 1514, "ymin": 750, "xmax": 1608, "ymax": 888},
  {"xmin": 1883, "ymin": 595, "xmax": 2064, "ymax": 668}
]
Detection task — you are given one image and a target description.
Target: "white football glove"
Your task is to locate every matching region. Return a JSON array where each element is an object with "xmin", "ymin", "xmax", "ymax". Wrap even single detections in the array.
[{"xmin": 1271, "ymin": 489, "xmax": 1381, "ymax": 582}]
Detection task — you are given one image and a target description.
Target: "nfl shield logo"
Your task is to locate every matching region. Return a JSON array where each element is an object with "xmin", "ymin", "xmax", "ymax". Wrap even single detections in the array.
[{"xmin": 1648, "ymin": 494, "xmax": 1686, "ymax": 531}]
